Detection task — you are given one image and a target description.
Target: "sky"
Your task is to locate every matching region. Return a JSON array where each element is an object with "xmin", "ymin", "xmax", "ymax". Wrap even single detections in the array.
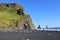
[{"xmin": 0, "ymin": 0, "xmax": 60, "ymax": 28}]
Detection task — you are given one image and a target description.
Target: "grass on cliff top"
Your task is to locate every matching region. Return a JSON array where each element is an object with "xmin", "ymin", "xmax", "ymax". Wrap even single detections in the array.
[
  {"xmin": 0, "ymin": 11, "xmax": 21, "ymax": 27},
  {"xmin": 0, "ymin": 11, "xmax": 29, "ymax": 28}
]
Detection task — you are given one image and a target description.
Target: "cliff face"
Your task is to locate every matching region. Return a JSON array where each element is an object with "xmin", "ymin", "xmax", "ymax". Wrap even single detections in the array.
[{"xmin": 0, "ymin": 3, "xmax": 35, "ymax": 29}]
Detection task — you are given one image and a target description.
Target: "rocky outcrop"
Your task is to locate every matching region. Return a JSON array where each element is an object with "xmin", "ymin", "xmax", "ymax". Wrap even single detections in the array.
[
  {"xmin": 16, "ymin": 15, "xmax": 35, "ymax": 29},
  {"xmin": 17, "ymin": 8, "xmax": 24, "ymax": 15},
  {"xmin": 0, "ymin": 3, "xmax": 35, "ymax": 29}
]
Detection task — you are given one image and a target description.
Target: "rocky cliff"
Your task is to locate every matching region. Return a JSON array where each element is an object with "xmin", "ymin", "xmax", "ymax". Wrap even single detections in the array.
[{"xmin": 0, "ymin": 3, "xmax": 35, "ymax": 29}]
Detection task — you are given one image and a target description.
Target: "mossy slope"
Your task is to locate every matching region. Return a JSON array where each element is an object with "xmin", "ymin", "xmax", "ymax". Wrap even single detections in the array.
[{"xmin": 0, "ymin": 3, "xmax": 34, "ymax": 29}]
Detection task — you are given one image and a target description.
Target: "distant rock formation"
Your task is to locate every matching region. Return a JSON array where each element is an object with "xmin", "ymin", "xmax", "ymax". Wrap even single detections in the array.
[{"xmin": 37, "ymin": 25, "xmax": 41, "ymax": 29}]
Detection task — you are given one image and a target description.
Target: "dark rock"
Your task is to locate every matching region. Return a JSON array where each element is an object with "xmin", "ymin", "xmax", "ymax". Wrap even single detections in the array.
[
  {"xmin": 37, "ymin": 25, "xmax": 41, "ymax": 29},
  {"xmin": 23, "ymin": 23, "xmax": 31, "ymax": 30},
  {"xmin": 17, "ymin": 8, "xmax": 24, "ymax": 15}
]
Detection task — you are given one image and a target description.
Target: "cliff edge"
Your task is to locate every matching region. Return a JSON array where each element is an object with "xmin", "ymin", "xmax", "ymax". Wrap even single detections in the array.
[{"xmin": 0, "ymin": 3, "xmax": 35, "ymax": 29}]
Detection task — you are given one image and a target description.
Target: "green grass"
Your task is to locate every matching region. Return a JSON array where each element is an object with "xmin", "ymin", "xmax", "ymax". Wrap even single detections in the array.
[{"xmin": 0, "ymin": 11, "xmax": 21, "ymax": 27}]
